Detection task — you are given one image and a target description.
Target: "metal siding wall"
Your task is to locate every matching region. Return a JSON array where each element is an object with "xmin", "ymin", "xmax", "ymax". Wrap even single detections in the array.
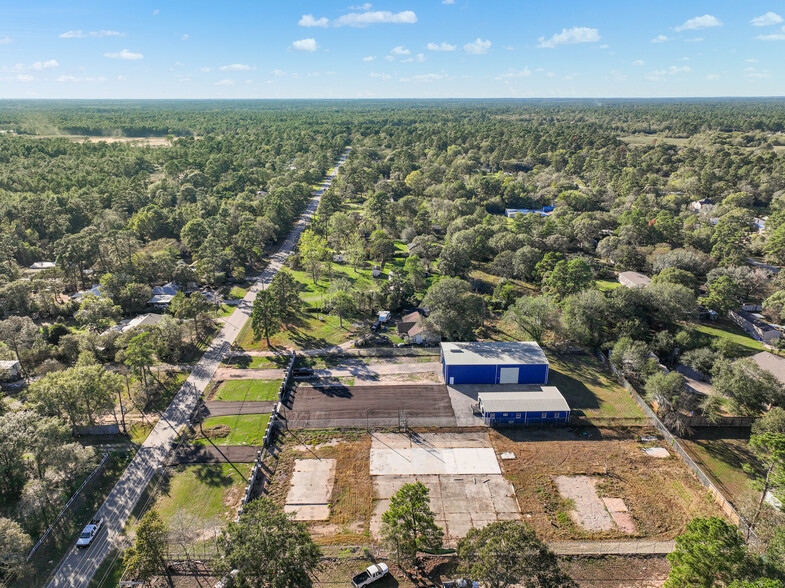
[
  {"xmin": 514, "ymin": 364, "xmax": 549, "ymax": 384},
  {"xmin": 447, "ymin": 364, "xmax": 496, "ymax": 384}
]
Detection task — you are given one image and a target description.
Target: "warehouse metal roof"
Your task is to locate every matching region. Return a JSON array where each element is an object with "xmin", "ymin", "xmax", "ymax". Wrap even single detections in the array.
[
  {"xmin": 478, "ymin": 386, "xmax": 569, "ymax": 414},
  {"xmin": 440, "ymin": 341, "xmax": 548, "ymax": 366}
]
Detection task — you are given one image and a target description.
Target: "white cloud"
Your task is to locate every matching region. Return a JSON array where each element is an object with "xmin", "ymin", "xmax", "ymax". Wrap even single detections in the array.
[
  {"xmin": 402, "ymin": 53, "xmax": 426, "ymax": 63},
  {"xmin": 538, "ymin": 27, "xmax": 600, "ymax": 48},
  {"xmin": 152, "ymin": 9, "xmax": 159, "ymax": 15},
  {"xmin": 494, "ymin": 68, "xmax": 532, "ymax": 80},
  {"xmin": 60, "ymin": 30, "xmax": 124, "ymax": 38},
  {"xmin": 391, "ymin": 46, "xmax": 410, "ymax": 56},
  {"xmin": 200, "ymin": 67, "xmax": 212, "ymax": 72},
  {"xmin": 214, "ymin": 79, "xmax": 235, "ymax": 86},
  {"xmin": 745, "ymin": 67, "xmax": 771, "ymax": 79},
  {"xmin": 632, "ymin": 59, "xmax": 645, "ymax": 66},
  {"xmin": 30, "ymin": 60, "xmax": 58, "ymax": 70},
  {"xmin": 362, "ymin": 56, "xmax": 376, "ymax": 62},
  {"xmin": 57, "ymin": 75, "xmax": 106, "ymax": 83},
  {"xmin": 675, "ymin": 14, "xmax": 722, "ymax": 32},
  {"xmin": 181, "ymin": 34, "xmax": 189, "ymax": 40},
  {"xmin": 290, "ymin": 38, "xmax": 318, "ymax": 52},
  {"xmin": 400, "ymin": 73, "xmax": 448, "ymax": 82},
  {"xmin": 298, "ymin": 14, "xmax": 329, "ymax": 27},
  {"xmin": 651, "ymin": 34, "xmax": 670, "ymax": 43},
  {"xmin": 427, "ymin": 41, "xmax": 456, "ymax": 51},
  {"xmin": 334, "ymin": 10, "xmax": 417, "ymax": 27},
  {"xmin": 645, "ymin": 65, "xmax": 691, "ymax": 81},
  {"xmin": 442, "ymin": 0, "xmax": 455, "ymax": 4},
  {"xmin": 369, "ymin": 72, "xmax": 391, "ymax": 80},
  {"xmin": 350, "ymin": 3, "xmax": 372, "ymax": 9},
  {"xmin": 384, "ymin": 55, "xmax": 395, "ymax": 62},
  {"xmin": 685, "ymin": 37, "xmax": 704, "ymax": 43},
  {"xmin": 706, "ymin": 73, "xmax": 720, "ymax": 80},
  {"xmin": 271, "ymin": 69, "xmax": 287, "ymax": 77},
  {"xmin": 219, "ymin": 63, "xmax": 253, "ymax": 71},
  {"xmin": 118, "ymin": 74, "xmax": 126, "ymax": 80},
  {"xmin": 104, "ymin": 48, "xmax": 143, "ymax": 60},
  {"xmin": 464, "ymin": 38, "xmax": 491, "ymax": 54},
  {"xmin": 751, "ymin": 12, "xmax": 783, "ymax": 27},
  {"xmin": 755, "ymin": 33, "xmax": 785, "ymax": 41},
  {"xmin": 546, "ymin": 71, "xmax": 555, "ymax": 77},
  {"xmin": 16, "ymin": 74, "xmax": 34, "ymax": 82},
  {"xmin": 0, "ymin": 37, "xmax": 13, "ymax": 44}
]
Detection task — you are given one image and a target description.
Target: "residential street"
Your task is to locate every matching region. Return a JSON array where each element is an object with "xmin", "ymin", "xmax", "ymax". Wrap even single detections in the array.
[{"xmin": 45, "ymin": 147, "xmax": 350, "ymax": 588}]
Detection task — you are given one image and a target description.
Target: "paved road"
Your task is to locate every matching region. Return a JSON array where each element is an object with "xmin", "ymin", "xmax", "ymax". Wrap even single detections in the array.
[{"xmin": 45, "ymin": 147, "xmax": 350, "ymax": 588}]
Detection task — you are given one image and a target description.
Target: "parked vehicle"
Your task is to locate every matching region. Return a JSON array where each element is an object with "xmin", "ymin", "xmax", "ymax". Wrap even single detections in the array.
[
  {"xmin": 76, "ymin": 517, "xmax": 104, "ymax": 548},
  {"xmin": 351, "ymin": 563, "xmax": 389, "ymax": 587},
  {"xmin": 371, "ymin": 320, "xmax": 381, "ymax": 331}
]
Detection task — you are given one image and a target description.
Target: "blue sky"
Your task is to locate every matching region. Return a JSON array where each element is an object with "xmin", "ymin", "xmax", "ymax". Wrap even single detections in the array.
[{"xmin": 1, "ymin": 1, "xmax": 784, "ymax": 98}]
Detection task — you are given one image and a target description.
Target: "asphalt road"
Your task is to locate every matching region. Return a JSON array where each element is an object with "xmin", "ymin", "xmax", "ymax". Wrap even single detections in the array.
[{"xmin": 45, "ymin": 147, "xmax": 350, "ymax": 588}]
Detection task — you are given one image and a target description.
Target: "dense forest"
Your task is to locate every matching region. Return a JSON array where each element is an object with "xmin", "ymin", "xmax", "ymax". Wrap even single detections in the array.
[{"xmin": 3, "ymin": 99, "xmax": 785, "ymax": 584}]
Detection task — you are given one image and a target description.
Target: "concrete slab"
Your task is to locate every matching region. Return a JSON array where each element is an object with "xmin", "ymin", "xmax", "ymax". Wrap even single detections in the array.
[
  {"xmin": 610, "ymin": 511, "xmax": 637, "ymax": 534},
  {"xmin": 284, "ymin": 458, "xmax": 336, "ymax": 521},
  {"xmin": 602, "ymin": 497, "xmax": 628, "ymax": 513},
  {"xmin": 500, "ymin": 452, "xmax": 516, "ymax": 460},
  {"xmin": 554, "ymin": 475, "xmax": 615, "ymax": 532},
  {"xmin": 370, "ymin": 447, "xmax": 501, "ymax": 475},
  {"xmin": 642, "ymin": 447, "xmax": 670, "ymax": 458}
]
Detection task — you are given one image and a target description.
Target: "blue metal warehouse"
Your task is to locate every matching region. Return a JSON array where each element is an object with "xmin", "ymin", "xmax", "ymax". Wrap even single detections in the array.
[
  {"xmin": 477, "ymin": 387, "xmax": 570, "ymax": 425},
  {"xmin": 440, "ymin": 341, "xmax": 549, "ymax": 385}
]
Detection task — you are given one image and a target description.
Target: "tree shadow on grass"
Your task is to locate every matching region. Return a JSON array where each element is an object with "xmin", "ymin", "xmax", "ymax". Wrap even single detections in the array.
[
  {"xmin": 548, "ymin": 368, "xmax": 601, "ymax": 413},
  {"xmin": 192, "ymin": 463, "xmax": 239, "ymax": 488}
]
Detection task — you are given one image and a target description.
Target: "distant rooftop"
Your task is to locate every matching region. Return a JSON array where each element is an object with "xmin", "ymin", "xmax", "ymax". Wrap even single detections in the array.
[
  {"xmin": 440, "ymin": 341, "xmax": 548, "ymax": 366},
  {"xmin": 751, "ymin": 351, "xmax": 785, "ymax": 386}
]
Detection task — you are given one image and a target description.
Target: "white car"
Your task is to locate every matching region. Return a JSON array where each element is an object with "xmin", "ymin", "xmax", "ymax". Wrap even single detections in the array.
[{"xmin": 76, "ymin": 518, "xmax": 104, "ymax": 548}]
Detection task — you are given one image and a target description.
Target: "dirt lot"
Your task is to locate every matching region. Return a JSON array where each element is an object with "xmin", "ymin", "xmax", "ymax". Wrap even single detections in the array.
[
  {"xmin": 563, "ymin": 555, "xmax": 670, "ymax": 587},
  {"xmin": 266, "ymin": 430, "xmax": 373, "ymax": 544},
  {"xmin": 490, "ymin": 427, "xmax": 727, "ymax": 541},
  {"xmin": 287, "ymin": 385, "xmax": 456, "ymax": 428}
]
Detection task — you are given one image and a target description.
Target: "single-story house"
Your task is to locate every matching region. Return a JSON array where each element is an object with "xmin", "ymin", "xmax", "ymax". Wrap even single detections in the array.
[
  {"xmin": 754, "ymin": 217, "xmax": 767, "ymax": 234},
  {"xmin": 742, "ymin": 303, "xmax": 763, "ymax": 312},
  {"xmin": 72, "ymin": 285, "xmax": 104, "ymax": 303},
  {"xmin": 729, "ymin": 310, "xmax": 782, "ymax": 344},
  {"xmin": 691, "ymin": 198, "xmax": 715, "ymax": 211},
  {"xmin": 0, "ymin": 360, "xmax": 21, "ymax": 381},
  {"xmin": 104, "ymin": 313, "xmax": 165, "ymax": 335},
  {"xmin": 618, "ymin": 271, "xmax": 652, "ymax": 289},
  {"xmin": 477, "ymin": 386, "xmax": 570, "ymax": 425},
  {"xmin": 750, "ymin": 351, "xmax": 785, "ymax": 387},
  {"xmin": 397, "ymin": 310, "xmax": 438, "ymax": 344},
  {"xmin": 332, "ymin": 253, "xmax": 347, "ymax": 263},
  {"xmin": 29, "ymin": 261, "xmax": 56, "ymax": 270},
  {"xmin": 441, "ymin": 341, "xmax": 549, "ymax": 386},
  {"xmin": 148, "ymin": 282, "xmax": 180, "ymax": 307}
]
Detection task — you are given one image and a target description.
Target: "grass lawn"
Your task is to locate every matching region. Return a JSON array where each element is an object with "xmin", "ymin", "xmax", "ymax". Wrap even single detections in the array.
[
  {"xmin": 155, "ymin": 463, "xmax": 252, "ymax": 525},
  {"xmin": 222, "ymin": 355, "xmax": 291, "ymax": 369},
  {"xmin": 228, "ymin": 285, "xmax": 247, "ymax": 299},
  {"xmin": 217, "ymin": 303, "xmax": 235, "ymax": 318},
  {"xmin": 680, "ymin": 429, "xmax": 759, "ymax": 505},
  {"xmin": 692, "ymin": 319, "xmax": 766, "ymax": 355},
  {"xmin": 596, "ymin": 279, "xmax": 622, "ymax": 292},
  {"xmin": 238, "ymin": 310, "xmax": 357, "ymax": 351},
  {"xmin": 214, "ymin": 379, "xmax": 282, "ymax": 401},
  {"xmin": 129, "ymin": 421, "xmax": 155, "ymax": 445},
  {"xmin": 194, "ymin": 414, "xmax": 271, "ymax": 446},
  {"xmin": 548, "ymin": 354, "xmax": 647, "ymax": 421}
]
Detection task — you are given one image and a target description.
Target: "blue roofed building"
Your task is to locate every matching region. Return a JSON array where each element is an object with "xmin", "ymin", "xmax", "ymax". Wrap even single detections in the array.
[{"xmin": 440, "ymin": 341, "xmax": 549, "ymax": 386}]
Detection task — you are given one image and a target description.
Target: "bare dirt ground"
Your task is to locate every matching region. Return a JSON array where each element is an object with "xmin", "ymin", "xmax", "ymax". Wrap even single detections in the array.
[
  {"xmin": 266, "ymin": 430, "xmax": 373, "ymax": 545},
  {"xmin": 563, "ymin": 555, "xmax": 670, "ymax": 587},
  {"xmin": 490, "ymin": 427, "xmax": 727, "ymax": 541}
]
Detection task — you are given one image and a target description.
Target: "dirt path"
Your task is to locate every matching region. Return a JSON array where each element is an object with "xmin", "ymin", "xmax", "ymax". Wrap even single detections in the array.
[
  {"xmin": 549, "ymin": 540, "xmax": 675, "ymax": 555},
  {"xmin": 202, "ymin": 400, "xmax": 277, "ymax": 417},
  {"xmin": 213, "ymin": 367, "xmax": 286, "ymax": 380},
  {"xmin": 166, "ymin": 444, "xmax": 264, "ymax": 465}
]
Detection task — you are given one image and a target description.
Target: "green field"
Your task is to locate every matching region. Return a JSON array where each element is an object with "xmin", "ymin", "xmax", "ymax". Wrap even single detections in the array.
[
  {"xmin": 693, "ymin": 320, "xmax": 766, "ymax": 355},
  {"xmin": 214, "ymin": 379, "xmax": 282, "ymax": 401},
  {"xmin": 155, "ymin": 463, "xmax": 252, "ymax": 525},
  {"xmin": 548, "ymin": 354, "xmax": 647, "ymax": 421},
  {"xmin": 238, "ymin": 309, "xmax": 358, "ymax": 351},
  {"xmin": 194, "ymin": 414, "xmax": 271, "ymax": 446},
  {"xmin": 596, "ymin": 279, "xmax": 623, "ymax": 292}
]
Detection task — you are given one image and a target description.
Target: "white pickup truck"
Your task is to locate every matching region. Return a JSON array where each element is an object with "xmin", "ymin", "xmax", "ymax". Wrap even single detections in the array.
[
  {"xmin": 351, "ymin": 563, "xmax": 389, "ymax": 587},
  {"xmin": 76, "ymin": 517, "xmax": 104, "ymax": 548}
]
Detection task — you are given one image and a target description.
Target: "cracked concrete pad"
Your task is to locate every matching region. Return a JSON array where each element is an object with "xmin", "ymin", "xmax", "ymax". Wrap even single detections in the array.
[
  {"xmin": 554, "ymin": 475, "xmax": 615, "ymax": 532},
  {"xmin": 284, "ymin": 458, "xmax": 336, "ymax": 521},
  {"xmin": 642, "ymin": 447, "xmax": 670, "ymax": 458}
]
